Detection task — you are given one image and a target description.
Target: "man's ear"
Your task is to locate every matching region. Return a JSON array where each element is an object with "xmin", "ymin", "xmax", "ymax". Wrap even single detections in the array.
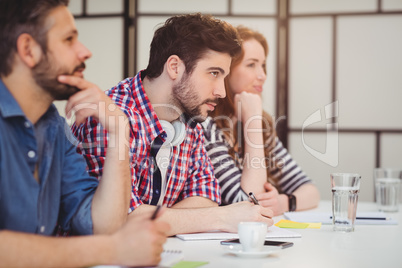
[
  {"xmin": 16, "ymin": 33, "xmax": 43, "ymax": 68},
  {"xmin": 166, "ymin": 55, "xmax": 183, "ymax": 80}
]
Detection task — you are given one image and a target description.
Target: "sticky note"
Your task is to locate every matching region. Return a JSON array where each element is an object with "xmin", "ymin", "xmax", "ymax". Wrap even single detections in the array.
[
  {"xmin": 172, "ymin": 261, "xmax": 209, "ymax": 268},
  {"xmin": 305, "ymin": 222, "xmax": 321, "ymax": 229},
  {"xmin": 275, "ymin": 219, "xmax": 309, "ymax": 229},
  {"xmin": 275, "ymin": 219, "xmax": 321, "ymax": 229},
  {"xmin": 275, "ymin": 219, "xmax": 322, "ymax": 229}
]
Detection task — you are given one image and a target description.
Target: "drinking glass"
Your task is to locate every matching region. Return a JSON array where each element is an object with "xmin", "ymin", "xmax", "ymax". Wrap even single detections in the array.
[
  {"xmin": 330, "ymin": 173, "xmax": 361, "ymax": 232},
  {"xmin": 374, "ymin": 168, "xmax": 401, "ymax": 212}
]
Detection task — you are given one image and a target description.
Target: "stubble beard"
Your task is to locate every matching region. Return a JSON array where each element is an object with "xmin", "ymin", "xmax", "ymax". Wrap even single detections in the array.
[
  {"xmin": 172, "ymin": 73, "xmax": 218, "ymax": 123},
  {"xmin": 32, "ymin": 53, "xmax": 82, "ymax": 100}
]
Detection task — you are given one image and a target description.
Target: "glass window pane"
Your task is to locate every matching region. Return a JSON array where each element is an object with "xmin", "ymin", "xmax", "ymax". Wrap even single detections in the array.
[
  {"xmin": 75, "ymin": 18, "xmax": 124, "ymax": 91},
  {"xmin": 337, "ymin": 15, "xmax": 402, "ymax": 129},
  {"xmin": 381, "ymin": 134, "xmax": 402, "ymax": 168},
  {"xmin": 87, "ymin": 0, "xmax": 124, "ymax": 14},
  {"xmin": 289, "ymin": 17, "xmax": 333, "ymax": 129},
  {"xmin": 232, "ymin": 0, "xmax": 276, "ymax": 15},
  {"xmin": 138, "ymin": 0, "xmax": 228, "ymax": 14},
  {"xmin": 289, "ymin": 132, "xmax": 376, "ymax": 201},
  {"xmin": 382, "ymin": 0, "xmax": 402, "ymax": 11},
  {"xmin": 68, "ymin": 0, "xmax": 82, "ymax": 16},
  {"xmin": 137, "ymin": 16, "xmax": 169, "ymax": 72},
  {"xmin": 290, "ymin": 0, "xmax": 377, "ymax": 14}
]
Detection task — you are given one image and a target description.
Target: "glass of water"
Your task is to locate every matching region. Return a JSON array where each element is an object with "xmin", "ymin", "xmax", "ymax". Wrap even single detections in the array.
[
  {"xmin": 374, "ymin": 168, "xmax": 401, "ymax": 212},
  {"xmin": 330, "ymin": 173, "xmax": 361, "ymax": 232}
]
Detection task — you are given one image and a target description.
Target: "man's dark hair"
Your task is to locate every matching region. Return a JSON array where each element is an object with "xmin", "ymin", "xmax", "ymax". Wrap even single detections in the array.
[
  {"xmin": 145, "ymin": 13, "xmax": 241, "ymax": 79},
  {"xmin": 0, "ymin": 0, "xmax": 69, "ymax": 76}
]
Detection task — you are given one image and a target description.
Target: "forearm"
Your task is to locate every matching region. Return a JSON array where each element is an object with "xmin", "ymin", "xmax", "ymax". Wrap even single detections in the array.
[
  {"xmin": 0, "ymin": 231, "xmax": 112, "ymax": 268},
  {"xmin": 241, "ymin": 119, "xmax": 267, "ymax": 194},
  {"xmin": 92, "ymin": 124, "xmax": 131, "ymax": 234},
  {"xmin": 292, "ymin": 184, "xmax": 320, "ymax": 211},
  {"xmin": 131, "ymin": 199, "xmax": 225, "ymax": 236}
]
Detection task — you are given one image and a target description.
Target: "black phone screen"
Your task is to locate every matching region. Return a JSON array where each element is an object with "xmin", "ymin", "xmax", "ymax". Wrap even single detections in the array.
[{"xmin": 220, "ymin": 239, "xmax": 293, "ymax": 248}]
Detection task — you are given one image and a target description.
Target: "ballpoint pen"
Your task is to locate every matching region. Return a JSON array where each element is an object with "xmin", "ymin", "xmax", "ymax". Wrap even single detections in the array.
[
  {"xmin": 151, "ymin": 205, "xmax": 161, "ymax": 220},
  {"xmin": 248, "ymin": 192, "xmax": 260, "ymax": 205},
  {"xmin": 330, "ymin": 216, "xmax": 389, "ymax": 220}
]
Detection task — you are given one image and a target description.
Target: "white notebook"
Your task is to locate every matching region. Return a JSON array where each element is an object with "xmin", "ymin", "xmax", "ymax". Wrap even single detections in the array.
[
  {"xmin": 90, "ymin": 250, "xmax": 184, "ymax": 268},
  {"xmin": 176, "ymin": 225, "xmax": 301, "ymax": 241},
  {"xmin": 159, "ymin": 250, "xmax": 184, "ymax": 267},
  {"xmin": 284, "ymin": 211, "xmax": 398, "ymax": 225}
]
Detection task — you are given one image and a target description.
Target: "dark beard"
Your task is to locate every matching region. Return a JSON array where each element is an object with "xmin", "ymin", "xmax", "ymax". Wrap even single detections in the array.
[
  {"xmin": 32, "ymin": 55, "xmax": 83, "ymax": 100},
  {"xmin": 172, "ymin": 73, "xmax": 218, "ymax": 123}
]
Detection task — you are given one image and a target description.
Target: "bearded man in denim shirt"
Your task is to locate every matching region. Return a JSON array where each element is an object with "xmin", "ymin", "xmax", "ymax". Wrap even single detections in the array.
[{"xmin": 0, "ymin": 0, "xmax": 169, "ymax": 267}]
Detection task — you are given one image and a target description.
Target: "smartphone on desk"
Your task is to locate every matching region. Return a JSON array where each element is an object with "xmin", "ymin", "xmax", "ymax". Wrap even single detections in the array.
[{"xmin": 220, "ymin": 239, "xmax": 293, "ymax": 249}]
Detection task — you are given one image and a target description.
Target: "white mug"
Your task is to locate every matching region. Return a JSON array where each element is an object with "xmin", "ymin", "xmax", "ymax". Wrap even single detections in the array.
[{"xmin": 238, "ymin": 222, "xmax": 267, "ymax": 252}]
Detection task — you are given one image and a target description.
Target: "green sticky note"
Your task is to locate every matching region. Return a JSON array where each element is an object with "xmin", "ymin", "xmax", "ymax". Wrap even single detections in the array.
[{"xmin": 172, "ymin": 261, "xmax": 209, "ymax": 268}]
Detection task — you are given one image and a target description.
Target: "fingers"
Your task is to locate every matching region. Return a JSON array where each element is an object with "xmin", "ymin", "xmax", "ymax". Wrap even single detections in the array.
[
  {"xmin": 264, "ymin": 182, "xmax": 273, "ymax": 191},
  {"xmin": 245, "ymin": 201, "xmax": 274, "ymax": 218},
  {"xmin": 255, "ymin": 191, "xmax": 269, "ymax": 200},
  {"xmin": 128, "ymin": 210, "xmax": 170, "ymax": 237},
  {"xmin": 260, "ymin": 206, "xmax": 274, "ymax": 218},
  {"xmin": 258, "ymin": 199, "xmax": 274, "ymax": 208},
  {"xmin": 255, "ymin": 190, "xmax": 275, "ymax": 201},
  {"xmin": 262, "ymin": 217, "xmax": 274, "ymax": 227},
  {"xmin": 59, "ymin": 74, "xmax": 121, "ymax": 123},
  {"xmin": 65, "ymin": 85, "xmax": 103, "ymax": 120},
  {"xmin": 65, "ymin": 87, "xmax": 126, "ymax": 133},
  {"xmin": 58, "ymin": 75, "xmax": 90, "ymax": 91},
  {"xmin": 66, "ymin": 94, "xmax": 99, "ymax": 124},
  {"xmin": 257, "ymin": 183, "xmax": 278, "ymax": 199},
  {"xmin": 258, "ymin": 207, "xmax": 274, "ymax": 226}
]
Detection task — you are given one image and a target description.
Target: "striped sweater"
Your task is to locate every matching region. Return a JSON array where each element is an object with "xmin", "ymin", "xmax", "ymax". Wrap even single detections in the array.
[{"xmin": 201, "ymin": 116, "xmax": 312, "ymax": 205}]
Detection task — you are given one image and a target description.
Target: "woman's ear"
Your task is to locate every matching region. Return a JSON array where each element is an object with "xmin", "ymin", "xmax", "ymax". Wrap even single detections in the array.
[
  {"xmin": 165, "ymin": 55, "xmax": 183, "ymax": 80},
  {"xmin": 16, "ymin": 33, "xmax": 43, "ymax": 68}
]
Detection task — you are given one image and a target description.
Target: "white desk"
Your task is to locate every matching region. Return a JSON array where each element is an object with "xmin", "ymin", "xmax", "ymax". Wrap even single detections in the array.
[{"xmin": 164, "ymin": 201, "xmax": 402, "ymax": 268}]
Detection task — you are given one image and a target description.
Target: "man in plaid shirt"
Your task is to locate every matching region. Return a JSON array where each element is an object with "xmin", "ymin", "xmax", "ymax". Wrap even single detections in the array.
[{"xmin": 73, "ymin": 13, "xmax": 274, "ymax": 235}]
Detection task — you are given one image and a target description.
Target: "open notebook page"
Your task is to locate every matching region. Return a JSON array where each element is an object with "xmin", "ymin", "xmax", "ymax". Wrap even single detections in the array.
[{"xmin": 176, "ymin": 225, "xmax": 301, "ymax": 241}]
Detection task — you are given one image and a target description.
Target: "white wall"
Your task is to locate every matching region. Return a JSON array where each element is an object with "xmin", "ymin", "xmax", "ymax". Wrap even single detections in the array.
[{"xmin": 288, "ymin": 0, "xmax": 402, "ymax": 201}]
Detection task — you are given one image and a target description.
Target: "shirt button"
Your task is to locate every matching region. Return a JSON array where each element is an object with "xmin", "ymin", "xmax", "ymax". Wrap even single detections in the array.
[
  {"xmin": 155, "ymin": 189, "xmax": 160, "ymax": 195},
  {"xmin": 40, "ymin": 226, "xmax": 45, "ymax": 233},
  {"xmin": 27, "ymin": 150, "xmax": 36, "ymax": 158},
  {"xmin": 24, "ymin": 121, "xmax": 31, "ymax": 128}
]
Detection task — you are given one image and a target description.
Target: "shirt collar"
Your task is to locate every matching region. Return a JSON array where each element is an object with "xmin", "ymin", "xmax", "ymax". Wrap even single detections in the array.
[
  {"xmin": 0, "ymin": 79, "xmax": 26, "ymax": 118},
  {"xmin": 0, "ymin": 79, "xmax": 59, "ymax": 123}
]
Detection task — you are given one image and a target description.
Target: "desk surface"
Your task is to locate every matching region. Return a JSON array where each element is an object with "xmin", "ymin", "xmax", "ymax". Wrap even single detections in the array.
[{"xmin": 164, "ymin": 201, "xmax": 402, "ymax": 268}]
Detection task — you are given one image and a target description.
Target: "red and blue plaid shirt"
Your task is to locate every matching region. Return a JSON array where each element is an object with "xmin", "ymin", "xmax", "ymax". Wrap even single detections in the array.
[{"xmin": 71, "ymin": 71, "xmax": 221, "ymax": 212}]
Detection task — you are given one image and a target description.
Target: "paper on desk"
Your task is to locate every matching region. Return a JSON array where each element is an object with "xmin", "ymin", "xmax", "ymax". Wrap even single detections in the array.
[
  {"xmin": 91, "ymin": 250, "xmax": 183, "ymax": 268},
  {"xmin": 175, "ymin": 225, "xmax": 301, "ymax": 241},
  {"xmin": 159, "ymin": 250, "xmax": 184, "ymax": 267},
  {"xmin": 284, "ymin": 211, "xmax": 398, "ymax": 225}
]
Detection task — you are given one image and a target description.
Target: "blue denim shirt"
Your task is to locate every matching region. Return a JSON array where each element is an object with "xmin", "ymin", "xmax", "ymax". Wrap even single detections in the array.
[{"xmin": 0, "ymin": 79, "xmax": 99, "ymax": 235}]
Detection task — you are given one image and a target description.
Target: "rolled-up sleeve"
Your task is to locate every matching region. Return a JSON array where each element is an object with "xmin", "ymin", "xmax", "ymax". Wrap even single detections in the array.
[{"xmin": 59, "ymin": 129, "xmax": 99, "ymax": 235}]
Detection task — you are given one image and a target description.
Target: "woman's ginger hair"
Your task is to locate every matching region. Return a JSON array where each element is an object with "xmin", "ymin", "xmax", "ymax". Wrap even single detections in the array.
[{"xmin": 210, "ymin": 25, "xmax": 281, "ymax": 185}]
